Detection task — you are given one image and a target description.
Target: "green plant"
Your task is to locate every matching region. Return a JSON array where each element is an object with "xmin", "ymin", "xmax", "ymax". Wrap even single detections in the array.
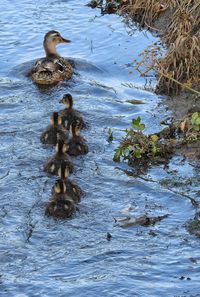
[
  {"xmin": 191, "ymin": 112, "xmax": 200, "ymax": 132},
  {"xmin": 149, "ymin": 134, "xmax": 159, "ymax": 154},
  {"xmin": 107, "ymin": 128, "xmax": 114, "ymax": 143},
  {"xmin": 113, "ymin": 117, "xmax": 173, "ymax": 165},
  {"xmin": 131, "ymin": 117, "xmax": 145, "ymax": 131},
  {"xmin": 113, "ymin": 117, "xmax": 147, "ymax": 162}
]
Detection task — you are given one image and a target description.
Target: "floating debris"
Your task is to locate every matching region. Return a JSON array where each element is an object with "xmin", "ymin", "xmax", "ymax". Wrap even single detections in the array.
[{"xmin": 115, "ymin": 214, "xmax": 169, "ymax": 228}]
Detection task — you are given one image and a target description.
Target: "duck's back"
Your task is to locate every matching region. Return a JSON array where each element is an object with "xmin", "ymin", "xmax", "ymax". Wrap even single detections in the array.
[
  {"xmin": 59, "ymin": 109, "xmax": 86, "ymax": 130},
  {"xmin": 40, "ymin": 125, "xmax": 68, "ymax": 145},
  {"xmin": 31, "ymin": 57, "xmax": 73, "ymax": 85},
  {"xmin": 45, "ymin": 193, "xmax": 75, "ymax": 218},
  {"xmin": 68, "ymin": 136, "xmax": 89, "ymax": 156},
  {"xmin": 43, "ymin": 154, "xmax": 74, "ymax": 175}
]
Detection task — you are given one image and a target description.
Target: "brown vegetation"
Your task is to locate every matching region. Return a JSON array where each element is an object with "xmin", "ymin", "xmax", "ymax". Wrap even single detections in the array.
[{"xmin": 88, "ymin": 0, "xmax": 200, "ymax": 96}]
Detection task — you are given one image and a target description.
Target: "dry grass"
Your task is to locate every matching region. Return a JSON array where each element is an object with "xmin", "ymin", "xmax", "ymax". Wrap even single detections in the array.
[
  {"xmin": 157, "ymin": 33, "xmax": 200, "ymax": 94},
  {"xmin": 124, "ymin": 0, "xmax": 200, "ymax": 95},
  {"xmin": 120, "ymin": 0, "xmax": 172, "ymax": 28},
  {"xmin": 89, "ymin": 0, "xmax": 200, "ymax": 95},
  {"xmin": 163, "ymin": 0, "xmax": 200, "ymax": 44}
]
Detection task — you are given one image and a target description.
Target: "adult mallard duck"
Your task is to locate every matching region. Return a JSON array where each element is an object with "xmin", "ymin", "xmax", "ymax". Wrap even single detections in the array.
[
  {"xmin": 43, "ymin": 139, "xmax": 74, "ymax": 176},
  {"xmin": 40, "ymin": 112, "xmax": 68, "ymax": 145},
  {"xmin": 68, "ymin": 121, "xmax": 89, "ymax": 156},
  {"xmin": 31, "ymin": 31, "xmax": 73, "ymax": 85},
  {"xmin": 59, "ymin": 93, "xmax": 86, "ymax": 130}
]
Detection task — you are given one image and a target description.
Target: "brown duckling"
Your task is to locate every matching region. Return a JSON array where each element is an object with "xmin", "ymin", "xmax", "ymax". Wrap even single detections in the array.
[
  {"xmin": 54, "ymin": 162, "xmax": 83, "ymax": 202},
  {"xmin": 59, "ymin": 93, "xmax": 86, "ymax": 130},
  {"xmin": 52, "ymin": 179, "xmax": 80, "ymax": 204},
  {"xmin": 31, "ymin": 31, "xmax": 73, "ymax": 85},
  {"xmin": 68, "ymin": 122, "xmax": 89, "ymax": 156},
  {"xmin": 43, "ymin": 139, "xmax": 73, "ymax": 175},
  {"xmin": 45, "ymin": 183, "xmax": 75, "ymax": 219},
  {"xmin": 40, "ymin": 112, "xmax": 68, "ymax": 145}
]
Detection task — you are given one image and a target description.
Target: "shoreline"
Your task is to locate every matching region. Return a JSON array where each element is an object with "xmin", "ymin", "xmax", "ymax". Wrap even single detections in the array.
[{"xmin": 88, "ymin": 0, "xmax": 200, "ymax": 163}]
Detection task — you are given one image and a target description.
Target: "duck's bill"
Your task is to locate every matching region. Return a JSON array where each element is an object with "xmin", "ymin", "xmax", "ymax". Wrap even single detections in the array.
[{"xmin": 60, "ymin": 37, "xmax": 71, "ymax": 43}]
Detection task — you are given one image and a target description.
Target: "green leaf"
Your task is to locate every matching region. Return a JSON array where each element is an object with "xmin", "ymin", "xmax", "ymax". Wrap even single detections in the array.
[
  {"xmin": 195, "ymin": 118, "xmax": 200, "ymax": 126},
  {"xmin": 131, "ymin": 117, "xmax": 145, "ymax": 132},
  {"xmin": 139, "ymin": 123, "xmax": 145, "ymax": 131},
  {"xmin": 132, "ymin": 117, "xmax": 141, "ymax": 126},
  {"xmin": 151, "ymin": 134, "xmax": 159, "ymax": 142},
  {"xmin": 131, "ymin": 117, "xmax": 141, "ymax": 130},
  {"xmin": 107, "ymin": 128, "xmax": 113, "ymax": 142},
  {"xmin": 113, "ymin": 148, "xmax": 121, "ymax": 162},
  {"xmin": 134, "ymin": 150, "xmax": 142, "ymax": 158},
  {"xmin": 191, "ymin": 112, "xmax": 199, "ymax": 121},
  {"xmin": 152, "ymin": 145, "xmax": 157, "ymax": 154}
]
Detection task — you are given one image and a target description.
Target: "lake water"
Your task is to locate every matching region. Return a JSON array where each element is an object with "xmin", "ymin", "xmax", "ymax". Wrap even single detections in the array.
[{"xmin": 0, "ymin": 1, "xmax": 199, "ymax": 296}]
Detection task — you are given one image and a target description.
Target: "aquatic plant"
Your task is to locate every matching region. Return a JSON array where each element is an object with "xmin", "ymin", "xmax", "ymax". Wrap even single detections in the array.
[
  {"xmin": 107, "ymin": 128, "xmax": 114, "ymax": 143},
  {"xmin": 113, "ymin": 117, "xmax": 170, "ymax": 164}
]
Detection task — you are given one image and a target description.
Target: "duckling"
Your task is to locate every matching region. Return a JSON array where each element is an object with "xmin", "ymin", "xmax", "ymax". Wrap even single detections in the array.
[
  {"xmin": 40, "ymin": 112, "xmax": 68, "ymax": 145},
  {"xmin": 59, "ymin": 93, "xmax": 86, "ymax": 130},
  {"xmin": 31, "ymin": 31, "xmax": 73, "ymax": 85},
  {"xmin": 43, "ymin": 139, "xmax": 73, "ymax": 175},
  {"xmin": 45, "ymin": 182, "xmax": 75, "ymax": 219},
  {"xmin": 52, "ymin": 179, "xmax": 80, "ymax": 204},
  {"xmin": 54, "ymin": 162, "xmax": 83, "ymax": 202},
  {"xmin": 68, "ymin": 122, "xmax": 89, "ymax": 156}
]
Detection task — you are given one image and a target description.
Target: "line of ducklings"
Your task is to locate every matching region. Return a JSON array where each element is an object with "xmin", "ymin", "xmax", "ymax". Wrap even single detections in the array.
[{"xmin": 40, "ymin": 93, "xmax": 88, "ymax": 219}]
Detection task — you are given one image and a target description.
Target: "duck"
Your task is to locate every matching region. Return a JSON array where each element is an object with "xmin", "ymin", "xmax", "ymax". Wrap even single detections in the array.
[
  {"xmin": 52, "ymin": 179, "xmax": 80, "ymax": 204},
  {"xmin": 59, "ymin": 93, "xmax": 86, "ymax": 130},
  {"xmin": 54, "ymin": 162, "xmax": 83, "ymax": 202},
  {"xmin": 40, "ymin": 112, "xmax": 68, "ymax": 145},
  {"xmin": 45, "ymin": 183, "xmax": 75, "ymax": 219},
  {"xmin": 43, "ymin": 139, "xmax": 74, "ymax": 176},
  {"xmin": 68, "ymin": 121, "xmax": 89, "ymax": 156},
  {"xmin": 31, "ymin": 31, "xmax": 73, "ymax": 85}
]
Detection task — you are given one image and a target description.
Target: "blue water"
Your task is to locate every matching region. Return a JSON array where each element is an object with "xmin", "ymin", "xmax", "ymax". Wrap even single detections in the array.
[{"xmin": 0, "ymin": 1, "xmax": 200, "ymax": 296}]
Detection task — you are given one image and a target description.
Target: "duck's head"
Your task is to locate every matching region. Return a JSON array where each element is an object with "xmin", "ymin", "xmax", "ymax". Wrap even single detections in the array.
[
  {"xmin": 56, "ymin": 139, "xmax": 69, "ymax": 154},
  {"xmin": 59, "ymin": 93, "xmax": 73, "ymax": 109},
  {"xmin": 43, "ymin": 31, "xmax": 71, "ymax": 57},
  {"xmin": 50, "ymin": 112, "xmax": 62, "ymax": 126},
  {"xmin": 53, "ymin": 179, "xmax": 66, "ymax": 194},
  {"xmin": 58, "ymin": 162, "xmax": 70, "ymax": 179}
]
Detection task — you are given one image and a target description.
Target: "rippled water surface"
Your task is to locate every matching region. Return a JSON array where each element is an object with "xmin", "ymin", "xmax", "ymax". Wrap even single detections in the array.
[{"xmin": 0, "ymin": 1, "xmax": 200, "ymax": 296}]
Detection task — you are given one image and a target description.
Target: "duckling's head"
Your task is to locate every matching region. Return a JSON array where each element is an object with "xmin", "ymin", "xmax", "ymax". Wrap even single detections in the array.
[
  {"xmin": 54, "ymin": 179, "xmax": 66, "ymax": 194},
  {"xmin": 50, "ymin": 112, "xmax": 62, "ymax": 126},
  {"xmin": 59, "ymin": 93, "xmax": 73, "ymax": 109},
  {"xmin": 56, "ymin": 139, "xmax": 69, "ymax": 154},
  {"xmin": 43, "ymin": 31, "xmax": 71, "ymax": 57},
  {"xmin": 58, "ymin": 162, "xmax": 70, "ymax": 179}
]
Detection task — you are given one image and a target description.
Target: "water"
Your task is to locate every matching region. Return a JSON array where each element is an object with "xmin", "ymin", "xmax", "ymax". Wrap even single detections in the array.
[{"xmin": 0, "ymin": 1, "xmax": 200, "ymax": 296}]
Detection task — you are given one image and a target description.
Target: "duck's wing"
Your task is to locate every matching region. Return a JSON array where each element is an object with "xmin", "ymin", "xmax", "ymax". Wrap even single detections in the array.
[
  {"xmin": 31, "ymin": 57, "xmax": 73, "ymax": 84},
  {"xmin": 32, "ymin": 57, "xmax": 64, "ymax": 73}
]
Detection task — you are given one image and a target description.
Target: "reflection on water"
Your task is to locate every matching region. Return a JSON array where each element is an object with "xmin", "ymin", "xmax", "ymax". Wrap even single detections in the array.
[{"xmin": 0, "ymin": 0, "xmax": 200, "ymax": 296}]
